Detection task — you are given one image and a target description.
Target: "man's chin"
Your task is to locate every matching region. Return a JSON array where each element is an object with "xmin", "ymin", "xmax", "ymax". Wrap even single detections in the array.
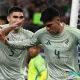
[{"xmin": 15, "ymin": 27, "xmax": 19, "ymax": 29}]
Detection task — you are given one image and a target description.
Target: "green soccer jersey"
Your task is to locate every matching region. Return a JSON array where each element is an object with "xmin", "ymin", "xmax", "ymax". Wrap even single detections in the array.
[
  {"xmin": 28, "ymin": 55, "xmax": 47, "ymax": 80},
  {"xmin": 7, "ymin": 23, "xmax": 80, "ymax": 80},
  {"xmin": 0, "ymin": 24, "xmax": 33, "ymax": 80}
]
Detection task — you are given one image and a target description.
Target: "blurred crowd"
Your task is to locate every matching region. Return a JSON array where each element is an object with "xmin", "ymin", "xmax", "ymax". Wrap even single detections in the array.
[{"xmin": 0, "ymin": 0, "xmax": 72, "ymax": 32}]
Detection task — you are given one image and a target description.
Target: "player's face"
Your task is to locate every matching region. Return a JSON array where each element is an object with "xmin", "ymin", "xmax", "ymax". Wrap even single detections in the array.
[
  {"xmin": 28, "ymin": 47, "xmax": 40, "ymax": 57},
  {"xmin": 44, "ymin": 17, "xmax": 60, "ymax": 34},
  {"xmin": 7, "ymin": 12, "xmax": 24, "ymax": 30}
]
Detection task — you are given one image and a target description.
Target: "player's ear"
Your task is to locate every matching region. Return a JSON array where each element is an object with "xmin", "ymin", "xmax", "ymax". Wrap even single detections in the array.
[
  {"xmin": 56, "ymin": 17, "xmax": 60, "ymax": 25},
  {"xmin": 7, "ymin": 16, "xmax": 10, "ymax": 22}
]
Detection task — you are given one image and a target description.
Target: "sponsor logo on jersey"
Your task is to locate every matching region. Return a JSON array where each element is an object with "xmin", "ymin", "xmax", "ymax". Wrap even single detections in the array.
[{"xmin": 45, "ymin": 40, "xmax": 51, "ymax": 45}]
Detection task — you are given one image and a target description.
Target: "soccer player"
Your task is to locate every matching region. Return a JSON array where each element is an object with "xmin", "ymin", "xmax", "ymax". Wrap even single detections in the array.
[
  {"xmin": 0, "ymin": 6, "xmax": 33, "ymax": 80},
  {"xmin": 0, "ymin": 6, "xmax": 80, "ymax": 80},
  {"xmin": 27, "ymin": 46, "xmax": 47, "ymax": 80}
]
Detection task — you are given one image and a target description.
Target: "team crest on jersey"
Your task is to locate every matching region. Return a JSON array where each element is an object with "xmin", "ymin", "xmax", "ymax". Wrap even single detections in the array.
[{"xmin": 63, "ymin": 39, "xmax": 69, "ymax": 47}]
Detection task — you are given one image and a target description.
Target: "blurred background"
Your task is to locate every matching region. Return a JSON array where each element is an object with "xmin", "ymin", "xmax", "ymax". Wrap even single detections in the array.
[{"xmin": 0, "ymin": 0, "xmax": 72, "ymax": 32}]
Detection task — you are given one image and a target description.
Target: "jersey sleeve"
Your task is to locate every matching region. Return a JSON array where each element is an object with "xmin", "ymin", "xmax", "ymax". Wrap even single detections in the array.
[
  {"xmin": 0, "ymin": 25, "xmax": 6, "ymax": 29},
  {"xmin": 6, "ymin": 27, "xmax": 46, "ymax": 49},
  {"xmin": 7, "ymin": 31, "xmax": 41, "ymax": 50},
  {"xmin": 0, "ymin": 26, "xmax": 2, "ymax": 29},
  {"xmin": 0, "ymin": 24, "xmax": 9, "ymax": 29},
  {"xmin": 66, "ymin": 26, "xmax": 80, "ymax": 45},
  {"xmin": 26, "ymin": 30, "xmax": 34, "ymax": 37},
  {"xmin": 23, "ymin": 29, "xmax": 34, "ymax": 37}
]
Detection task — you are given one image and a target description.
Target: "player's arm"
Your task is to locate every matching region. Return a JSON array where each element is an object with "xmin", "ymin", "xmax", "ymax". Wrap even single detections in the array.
[
  {"xmin": 0, "ymin": 25, "xmax": 17, "ymax": 43},
  {"xmin": 67, "ymin": 26, "xmax": 80, "ymax": 44},
  {"xmin": 0, "ymin": 19, "xmax": 24, "ymax": 36},
  {"xmin": 5, "ymin": 34, "xmax": 39, "ymax": 50},
  {"xmin": 0, "ymin": 24, "xmax": 16, "ymax": 36},
  {"xmin": 0, "ymin": 34, "xmax": 38, "ymax": 50},
  {"xmin": 39, "ymin": 70, "xmax": 47, "ymax": 80},
  {"xmin": 0, "ymin": 28, "xmax": 41, "ymax": 50},
  {"xmin": 0, "ymin": 20, "xmax": 24, "ymax": 44},
  {"xmin": 34, "ymin": 57, "xmax": 47, "ymax": 80}
]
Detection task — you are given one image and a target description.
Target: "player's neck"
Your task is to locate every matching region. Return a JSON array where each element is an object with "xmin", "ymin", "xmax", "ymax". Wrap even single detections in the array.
[
  {"xmin": 11, "ymin": 29, "xmax": 19, "ymax": 33},
  {"xmin": 59, "ymin": 23, "xmax": 64, "ymax": 33}
]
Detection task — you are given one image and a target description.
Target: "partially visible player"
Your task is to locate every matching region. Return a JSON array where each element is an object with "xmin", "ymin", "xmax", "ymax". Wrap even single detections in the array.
[
  {"xmin": 27, "ymin": 46, "xmax": 47, "ymax": 80},
  {"xmin": 0, "ymin": 6, "xmax": 33, "ymax": 80}
]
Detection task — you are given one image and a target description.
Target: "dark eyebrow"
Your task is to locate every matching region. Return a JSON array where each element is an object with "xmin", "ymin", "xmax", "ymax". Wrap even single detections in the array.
[
  {"xmin": 13, "ymin": 16, "xmax": 24, "ymax": 19},
  {"xmin": 46, "ymin": 24, "xmax": 52, "ymax": 27},
  {"xmin": 20, "ymin": 16, "xmax": 24, "ymax": 18}
]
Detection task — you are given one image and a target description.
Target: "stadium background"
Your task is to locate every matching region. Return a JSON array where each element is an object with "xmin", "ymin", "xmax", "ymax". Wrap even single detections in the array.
[{"xmin": 0, "ymin": 0, "xmax": 71, "ymax": 32}]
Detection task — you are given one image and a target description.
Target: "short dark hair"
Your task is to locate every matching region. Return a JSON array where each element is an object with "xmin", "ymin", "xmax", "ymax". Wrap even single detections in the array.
[
  {"xmin": 8, "ymin": 6, "xmax": 23, "ymax": 15},
  {"xmin": 40, "ymin": 7, "xmax": 60, "ymax": 23}
]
